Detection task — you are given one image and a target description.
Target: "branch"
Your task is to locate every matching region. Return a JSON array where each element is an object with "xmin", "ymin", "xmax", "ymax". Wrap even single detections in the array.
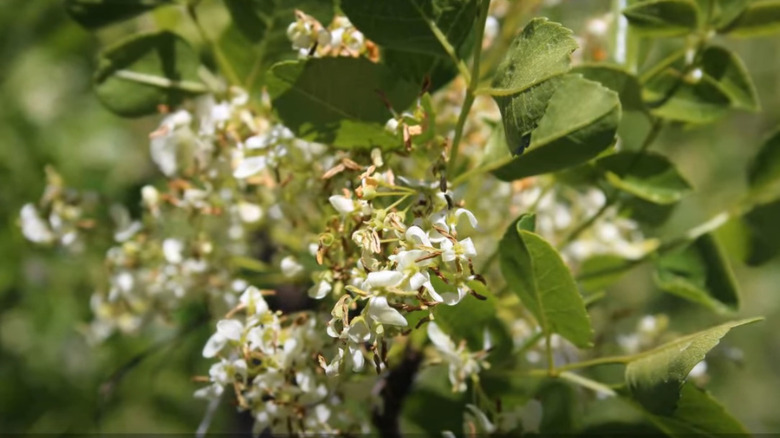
[{"xmin": 371, "ymin": 345, "xmax": 423, "ymax": 438}]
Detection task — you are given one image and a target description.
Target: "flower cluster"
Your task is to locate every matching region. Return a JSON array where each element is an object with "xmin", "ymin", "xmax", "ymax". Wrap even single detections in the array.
[
  {"xmin": 19, "ymin": 166, "xmax": 95, "ymax": 251},
  {"xmin": 287, "ymin": 12, "xmax": 375, "ymax": 60},
  {"xmin": 196, "ymin": 286, "xmax": 368, "ymax": 435},
  {"xmin": 313, "ymin": 165, "xmax": 484, "ymax": 382}
]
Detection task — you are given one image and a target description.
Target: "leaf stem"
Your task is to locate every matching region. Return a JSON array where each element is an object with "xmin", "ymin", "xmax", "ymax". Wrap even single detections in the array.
[
  {"xmin": 558, "ymin": 371, "xmax": 618, "ymax": 397},
  {"xmin": 556, "ymin": 354, "xmax": 635, "ymax": 372},
  {"xmin": 447, "ymin": 0, "xmax": 491, "ymax": 177},
  {"xmin": 113, "ymin": 70, "xmax": 209, "ymax": 93}
]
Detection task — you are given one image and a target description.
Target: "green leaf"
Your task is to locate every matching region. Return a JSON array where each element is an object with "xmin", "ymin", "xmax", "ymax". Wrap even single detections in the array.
[
  {"xmin": 219, "ymin": 0, "xmax": 335, "ymax": 89},
  {"xmin": 644, "ymin": 382, "xmax": 749, "ymax": 435},
  {"xmin": 341, "ymin": 0, "xmax": 478, "ymax": 57},
  {"xmin": 538, "ymin": 379, "xmax": 578, "ymax": 434},
  {"xmin": 623, "ymin": 0, "xmax": 700, "ymax": 37},
  {"xmin": 699, "ymin": 46, "xmax": 759, "ymax": 111},
  {"xmin": 740, "ymin": 198, "xmax": 780, "ymax": 266},
  {"xmin": 93, "ymin": 31, "xmax": 205, "ymax": 117},
  {"xmin": 572, "ymin": 64, "xmax": 646, "ymax": 113},
  {"xmin": 654, "ymin": 233, "xmax": 740, "ymax": 312},
  {"xmin": 64, "ymin": 0, "xmax": 173, "ymax": 29},
  {"xmin": 596, "ymin": 151, "xmax": 692, "ymax": 204},
  {"xmin": 578, "ymin": 254, "xmax": 637, "ymax": 293},
  {"xmin": 343, "ymin": 0, "xmax": 478, "ymax": 91},
  {"xmin": 725, "ymin": 0, "xmax": 780, "ymax": 37},
  {"xmin": 493, "ymin": 74, "xmax": 620, "ymax": 181},
  {"xmin": 403, "ymin": 366, "xmax": 466, "ymax": 434},
  {"xmin": 488, "ymin": 20, "xmax": 620, "ymax": 180},
  {"xmin": 620, "ymin": 196, "xmax": 678, "ymax": 227},
  {"xmin": 643, "ymin": 68, "xmax": 731, "ymax": 124},
  {"xmin": 499, "ymin": 219, "xmax": 593, "ymax": 348},
  {"xmin": 698, "ymin": 0, "xmax": 749, "ymax": 30},
  {"xmin": 266, "ymin": 57, "xmax": 417, "ymax": 149},
  {"xmin": 432, "ymin": 279, "xmax": 496, "ymax": 352},
  {"xmin": 625, "ymin": 317, "xmax": 761, "ymax": 415},
  {"xmin": 746, "ymin": 126, "xmax": 780, "ymax": 197}
]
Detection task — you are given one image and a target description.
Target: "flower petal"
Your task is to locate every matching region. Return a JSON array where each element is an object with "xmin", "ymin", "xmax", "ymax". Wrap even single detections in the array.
[
  {"xmin": 367, "ymin": 296, "xmax": 407, "ymax": 327},
  {"xmin": 216, "ymin": 319, "xmax": 243, "ymax": 341},
  {"xmin": 366, "ymin": 270, "xmax": 404, "ymax": 288}
]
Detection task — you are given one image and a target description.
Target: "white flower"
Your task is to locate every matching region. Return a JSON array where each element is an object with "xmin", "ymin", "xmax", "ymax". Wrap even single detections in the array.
[
  {"xmin": 240, "ymin": 286, "xmax": 269, "ymax": 316},
  {"xmin": 689, "ymin": 360, "xmax": 708, "ymax": 379},
  {"xmin": 309, "ymin": 280, "xmax": 332, "ymax": 300},
  {"xmin": 194, "ymin": 382, "xmax": 224, "ymax": 400},
  {"xmin": 237, "ymin": 202, "xmax": 263, "ymax": 223},
  {"xmin": 427, "ymin": 322, "xmax": 485, "ymax": 392},
  {"xmin": 162, "ymin": 238, "xmax": 184, "ymax": 264},
  {"xmin": 202, "ymin": 331, "xmax": 227, "ymax": 358},
  {"xmin": 281, "ymin": 255, "xmax": 304, "ymax": 278},
  {"xmin": 20, "ymin": 204, "xmax": 55, "ymax": 244},
  {"xmin": 366, "ymin": 296, "xmax": 407, "ymax": 327},
  {"xmin": 329, "ymin": 195, "xmax": 355, "ymax": 215},
  {"xmin": 244, "ymin": 135, "xmax": 270, "ymax": 150},
  {"xmin": 217, "ymin": 319, "xmax": 243, "ymax": 341},
  {"xmin": 233, "ymin": 155, "xmax": 268, "ymax": 179},
  {"xmin": 440, "ymin": 237, "xmax": 477, "ymax": 263},
  {"xmin": 366, "ymin": 270, "xmax": 404, "ymax": 288}
]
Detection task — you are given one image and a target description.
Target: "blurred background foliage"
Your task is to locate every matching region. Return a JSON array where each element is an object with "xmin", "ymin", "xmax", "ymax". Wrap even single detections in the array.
[{"xmin": 1, "ymin": 0, "xmax": 779, "ymax": 434}]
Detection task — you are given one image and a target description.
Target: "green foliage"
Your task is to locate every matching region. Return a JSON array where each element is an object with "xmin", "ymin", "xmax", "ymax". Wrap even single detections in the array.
[
  {"xmin": 499, "ymin": 216, "xmax": 593, "ymax": 348},
  {"xmin": 596, "ymin": 151, "xmax": 692, "ymax": 204},
  {"xmin": 341, "ymin": 0, "xmax": 479, "ymax": 90},
  {"xmin": 699, "ymin": 46, "xmax": 760, "ymax": 111},
  {"xmin": 622, "ymin": 0, "xmax": 700, "ymax": 37},
  {"xmin": 578, "ymin": 254, "xmax": 637, "ymax": 293},
  {"xmin": 699, "ymin": 0, "xmax": 749, "ymax": 31},
  {"xmin": 93, "ymin": 31, "xmax": 205, "ymax": 117},
  {"xmin": 490, "ymin": 19, "xmax": 620, "ymax": 180},
  {"xmin": 64, "ymin": 0, "xmax": 173, "ymax": 29},
  {"xmin": 644, "ymin": 382, "xmax": 748, "ymax": 435},
  {"xmin": 341, "ymin": 0, "xmax": 477, "ymax": 57},
  {"xmin": 10, "ymin": 0, "xmax": 779, "ymax": 434},
  {"xmin": 725, "ymin": 0, "xmax": 780, "ymax": 37},
  {"xmin": 654, "ymin": 233, "xmax": 740, "ymax": 312},
  {"xmin": 739, "ymin": 198, "xmax": 780, "ymax": 266},
  {"xmin": 625, "ymin": 318, "xmax": 761, "ymax": 416},
  {"xmin": 746, "ymin": 126, "xmax": 780, "ymax": 198},
  {"xmin": 219, "ymin": 0, "xmax": 335, "ymax": 89},
  {"xmin": 266, "ymin": 57, "xmax": 417, "ymax": 149},
  {"xmin": 640, "ymin": 42, "xmax": 759, "ymax": 124},
  {"xmin": 572, "ymin": 64, "xmax": 646, "ymax": 113}
]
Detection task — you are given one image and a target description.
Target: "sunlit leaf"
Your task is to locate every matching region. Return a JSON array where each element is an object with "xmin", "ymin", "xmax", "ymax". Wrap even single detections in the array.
[
  {"xmin": 499, "ymin": 218, "xmax": 593, "ymax": 348},
  {"xmin": 266, "ymin": 57, "xmax": 417, "ymax": 149},
  {"xmin": 219, "ymin": 0, "xmax": 335, "ymax": 89},
  {"xmin": 65, "ymin": 0, "xmax": 173, "ymax": 29},
  {"xmin": 644, "ymin": 382, "xmax": 749, "ymax": 435},
  {"xmin": 654, "ymin": 233, "xmax": 740, "ymax": 312},
  {"xmin": 740, "ymin": 198, "xmax": 780, "ymax": 266},
  {"xmin": 596, "ymin": 151, "xmax": 692, "ymax": 204},
  {"xmin": 578, "ymin": 254, "xmax": 637, "ymax": 293},
  {"xmin": 489, "ymin": 19, "xmax": 619, "ymax": 180},
  {"xmin": 699, "ymin": 46, "xmax": 759, "ymax": 111},
  {"xmin": 725, "ymin": 0, "xmax": 780, "ymax": 37},
  {"xmin": 746, "ymin": 126, "xmax": 780, "ymax": 197},
  {"xmin": 93, "ymin": 31, "xmax": 205, "ymax": 117},
  {"xmin": 623, "ymin": 0, "xmax": 700, "ymax": 37},
  {"xmin": 573, "ymin": 64, "xmax": 646, "ymax": 113},
  {"xmin": 625, "ymin": 318, "xmax": 761, "ymax": 415},
  {"xmin": 341, "ymin": 0, "xmax": 477, "ymax": 57}
]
